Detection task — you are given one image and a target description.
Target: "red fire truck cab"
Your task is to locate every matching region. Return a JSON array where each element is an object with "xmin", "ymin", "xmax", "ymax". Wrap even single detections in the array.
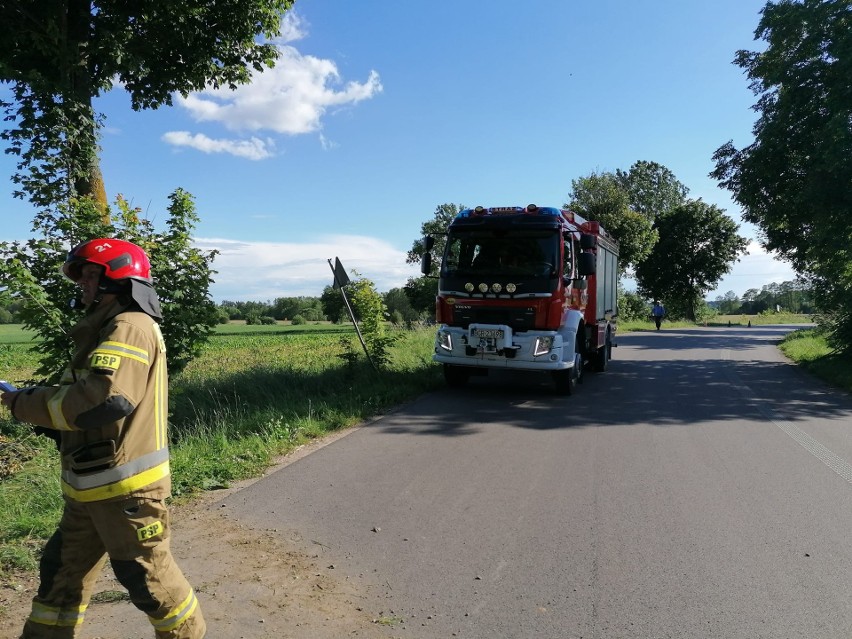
[{"xmin": 421, "ymin": 205, "xmax": 618, "ymax": 394}]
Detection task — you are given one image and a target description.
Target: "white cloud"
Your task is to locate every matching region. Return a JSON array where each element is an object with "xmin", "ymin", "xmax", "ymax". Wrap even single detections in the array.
[
  {"xmin": 161, "ymin": 14, "xmax": 381, "ymax": 158},
  {"xmin": 177, "ymin": 46, "xmax": 382, "ymax": 136},
  {"xmin": 273, "ymin": 11, "xmax": 307, "ymax": 44},
  {"xmin": 319, "ymin": 133, "xmax": 338, "ymax": 150},
  {"xmin": 162, "ymin": 131, "xmax": 275, "ymax": 160},
  {"xmin": 194, "ymin": 236, "xmax": 420, "ymax": 301}
]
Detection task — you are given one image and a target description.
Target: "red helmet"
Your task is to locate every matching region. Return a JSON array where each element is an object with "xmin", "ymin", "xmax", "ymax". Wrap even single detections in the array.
[{"xmin": 63, "ymin": 239, "xmax": 152, "ymax": 284}]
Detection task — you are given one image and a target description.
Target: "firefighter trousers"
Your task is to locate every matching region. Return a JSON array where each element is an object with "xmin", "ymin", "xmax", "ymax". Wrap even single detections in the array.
[{"xmin": 21, "ymin": 496, "xmax": 205, "ymax": 639}]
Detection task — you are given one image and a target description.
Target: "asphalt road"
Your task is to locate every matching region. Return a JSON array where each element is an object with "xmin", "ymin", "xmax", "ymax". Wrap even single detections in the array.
[{"xmin": 218, "ymin": 325, "xmax": 852, "ymax": 639}]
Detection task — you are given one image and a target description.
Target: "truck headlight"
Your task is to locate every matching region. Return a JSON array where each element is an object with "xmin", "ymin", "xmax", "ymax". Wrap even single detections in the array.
[
  {"xmin": 438, "ymin": 331, "xmax": 453, "ymax": 351},
  {"xmin": 533, "ymin": 336, "xmax": 554, "ymax": 356}
]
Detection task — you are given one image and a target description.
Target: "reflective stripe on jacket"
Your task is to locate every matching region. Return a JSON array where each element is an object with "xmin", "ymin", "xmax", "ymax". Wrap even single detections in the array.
[{"xmin": 13, "ymin": 298, "xmax": 171, "ymax": 502}]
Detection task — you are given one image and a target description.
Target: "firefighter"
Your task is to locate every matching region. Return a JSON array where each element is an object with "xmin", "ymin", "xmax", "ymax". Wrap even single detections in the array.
[{"xmin": 0, "ymin": 239, "xmax": 206, "ymax": 639}]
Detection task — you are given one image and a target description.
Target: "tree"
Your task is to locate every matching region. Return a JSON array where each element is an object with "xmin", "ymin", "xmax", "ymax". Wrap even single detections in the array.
[
  {"xmin": 565, "ymin": 171, "xmax": 657, "ymax": 273},
  {"xmin": 742, "ymin": 288, "xmax": 761, "ymax": 303},
  {"xmin": 0, "ymin": 192, "xmax": 218, "ymax": 379},
  {"xmin": 404, "ymin": 203, "xmax": 464, "ymax": 316},
  {"xmin": 714, "ymin": 290, "xmax": 741, "ymax": 315},
  {"xmin": 406, "ymin": 203, "xmax": 464, "ymax": 273},
  {"xmin": 0, "ymin": 0, "xmax": 293, "ymax": 209},
  {"xmin": 711, "ymin": 0, "xmax": 852, "ymax": 351},
  {"xmin": 403, "ymin": 277, "xmax": 438, "ymax": 319},
  {"xmin": 272, "ymin": 296, "xmax": 324, "ymax": 322},
  {"xmin": 617, "ymin": 288, "xmax": 650, "ymax": 322},
  {"xmin": 348, "ymin": 274, "xmax": 395, "ymax": 369},
  {"xmin": 320, "ymin": 286, "xmax": 347, "ymax": 324},
  {"xmin": 384, "ymin": 288, "xmax": 418, "ymax": 325},
  {"xmin": 635, "ymin": 200, "xmax": 748, "ymax": 321},
  {"xmin": 615, "ymin": 160, "xmax": 689, "ymax": 224}
]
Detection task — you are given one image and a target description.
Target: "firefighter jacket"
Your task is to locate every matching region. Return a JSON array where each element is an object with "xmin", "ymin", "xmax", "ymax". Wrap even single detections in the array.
[{"xmin": 12, "ymin": 297, "xmax": 171, "ymax": 503}]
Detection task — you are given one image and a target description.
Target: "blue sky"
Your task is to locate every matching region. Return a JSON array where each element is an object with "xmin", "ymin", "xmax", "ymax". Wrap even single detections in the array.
[{"xmin": 2, "ymin": 0, "xmax": 796, "ymax": 302}]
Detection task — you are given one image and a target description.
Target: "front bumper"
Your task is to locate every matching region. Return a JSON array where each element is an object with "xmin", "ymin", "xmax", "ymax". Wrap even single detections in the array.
[{"xmin": 432, "ymin": 324, "xmax": 572, "ymax": 371}]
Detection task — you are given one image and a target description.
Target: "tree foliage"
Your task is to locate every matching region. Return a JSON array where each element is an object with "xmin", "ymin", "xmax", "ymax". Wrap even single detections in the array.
[
  {"xmin": 565, "ymin": 171, "xmax": 657, "ymax": 273},
  {"xmin": 270, "ymin": 297, "xmax": 324, "ymax": 322},
  {"xmin": 635, "ymin": 200, "xmax": 748, "ymax": 321},
  {"xmin": 320, "ymin": 285, "xmax": 347, "ymax": 324},
  {"xmin": 404, "ymin": 203, "xmax": 464, "ymax": 316},
  {"xmin": 406, "ymin": 203, "xmax": 465, "ymax": 274},
  {"xmin": 723, "ymin": 280, "xmax": 814, "ymax": 315},
  {"xmin": 711, "ymin": 0, "xmax": 852, "ymax": 351},
  {"xmin": 0, "ymin": 191, "xmax": 218, "ymax": 379},
  {"xmin": 403, "ymin": 277, "xmax": 438, "ymax": 319},
  {"xmin": 384, "ymin": 288, "xmax": 419, "ymax": 325},
  {"xmin": 617, "ymin": 288, "xmax": 652, "ymax": 322},
  {"xmin": 615, "ymin": 160, "xmax": 689, "ymax": 223},
  {"xmin": 321, "ymin": 272, "xmax": 395, "ymax": 370},
  {"xmin": 0, "ymin": 0, "xmax": 293, "ymax": 206}
]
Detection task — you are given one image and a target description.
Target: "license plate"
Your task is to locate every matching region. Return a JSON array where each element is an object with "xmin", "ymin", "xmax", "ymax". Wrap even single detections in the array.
[{"xmin": 473, "ymin": 328, "xmax": 504, "ymax": 339}]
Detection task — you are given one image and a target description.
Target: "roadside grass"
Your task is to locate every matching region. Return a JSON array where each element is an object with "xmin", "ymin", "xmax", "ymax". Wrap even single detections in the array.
[
  {"xmin": 708, "ymin": 312, "xmax": 814, "ymax": 326},
  {"xmin": 0, "ymin": 429, "xmax": 62, "ymax": 572},
  {"xmin": 618, "ymin": 312, "xmax": 813, "ymax": 333},
  {"xmin": 1, "ymin": 324, "xmax": 442, "ymax": 577},
  {"xmin": 779, "ymin": 328, "xmax": 852, "ymax": 393}
]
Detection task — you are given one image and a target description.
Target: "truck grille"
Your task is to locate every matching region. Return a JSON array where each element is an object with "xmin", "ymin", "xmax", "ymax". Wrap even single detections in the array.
[{"xmin": 453, "ymin": 305, "xmax": 537, "ymax": 331}]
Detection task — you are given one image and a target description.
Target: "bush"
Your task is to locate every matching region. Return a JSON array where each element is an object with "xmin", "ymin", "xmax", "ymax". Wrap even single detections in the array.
[
  {"xmin": 291, "ymin": 314, "xmax": 307, "ymax": 325},
  {"xmin": 617, "ymin": 290, "xmax": 649, "ymax": 321},
  {"xmin": 0, "ymin": 192, "xmax": 218, "ymax": 378},
  {"xmin": 259, "ymin": 316, "xmax": 277, "ymax": 325}
]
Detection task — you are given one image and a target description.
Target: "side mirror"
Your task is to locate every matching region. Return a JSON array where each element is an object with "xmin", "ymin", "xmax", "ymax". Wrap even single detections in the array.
[
  {"xmin": 421, "ymin": 252, "xmax": 432, "ymax": 275},
  {"xmin": 423, "ymin": 235, "xmax": 435, "ymax": 251},
  {"xmin": 578, "ymin": 252, "xmax": 596, "ymax": 276}
]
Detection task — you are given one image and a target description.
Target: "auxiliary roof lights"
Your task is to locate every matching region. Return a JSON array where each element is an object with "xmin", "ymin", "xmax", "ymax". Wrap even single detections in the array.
[{"xmin": 457, "ymin": 205, "xmax": 561, "ymax": 218}]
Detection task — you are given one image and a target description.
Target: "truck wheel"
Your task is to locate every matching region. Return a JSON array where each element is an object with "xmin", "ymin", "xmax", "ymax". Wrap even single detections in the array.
[
  {"xmin": 552, "ymin": 368, "xmax": 576, "ymax": 395},
  {"xmin": 553, "ymin": 337, "xmax": 583, "ymax": 395},
  {"xmin": 444, "ymin": 364, "xmax": 470, "ymax": 388},
  {"xmin": 594, "ymin": 332, "xmax": 611, "ymax": 372}
]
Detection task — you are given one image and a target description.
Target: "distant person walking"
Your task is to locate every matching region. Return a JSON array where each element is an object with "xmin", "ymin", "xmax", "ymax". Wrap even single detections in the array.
[{"xmin": 651, "ymin": 300, "xmax": 666, "ymax": 330}]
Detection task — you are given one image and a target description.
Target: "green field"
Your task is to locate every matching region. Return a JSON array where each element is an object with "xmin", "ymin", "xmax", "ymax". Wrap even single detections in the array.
[{"xmin": 0, "ymin": 325, "xmax": 40, "ymax": 344}]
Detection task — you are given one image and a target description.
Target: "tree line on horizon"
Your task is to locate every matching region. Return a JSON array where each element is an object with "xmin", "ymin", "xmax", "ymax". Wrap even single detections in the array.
[{"xmin": 0, "ymin": 278, "xmax": 812, "ymax": 328}]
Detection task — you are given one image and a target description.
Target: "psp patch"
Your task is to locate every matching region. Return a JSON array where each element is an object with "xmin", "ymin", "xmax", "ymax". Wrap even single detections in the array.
[
  {"xmin": 137, "ymin": 520, "xmax": 164, "ymax": 542},
  {"xmin": 91, "ymin": 351, "xmax": 121, "ymax": 372}
]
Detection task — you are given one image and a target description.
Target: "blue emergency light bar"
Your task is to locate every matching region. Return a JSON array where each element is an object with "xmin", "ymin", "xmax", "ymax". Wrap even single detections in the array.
[{"xmin": 457, "ymin": 205, "xmax": 562, "ymax": 218}]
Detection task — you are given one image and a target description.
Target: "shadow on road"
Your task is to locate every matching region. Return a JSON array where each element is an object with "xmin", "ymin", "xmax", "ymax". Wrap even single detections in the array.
[{"xmin": 371, "ymin": 326, "xmax": 850, "ymax": 437}]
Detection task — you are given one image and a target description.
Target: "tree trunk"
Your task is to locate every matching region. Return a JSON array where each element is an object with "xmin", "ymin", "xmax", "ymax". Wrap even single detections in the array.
[
  {"xmin": 74, "ymin": 154, "xmax": 109, "ymax": 220},
  {"xmin": 67, "ymin": 0, "xmax": 109, "ymax": 223}
]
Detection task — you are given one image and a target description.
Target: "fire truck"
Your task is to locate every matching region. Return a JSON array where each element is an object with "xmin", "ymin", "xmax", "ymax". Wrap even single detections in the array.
[{"xmin": 420, "ymin": 204, "xmax": 618, "ymax": 394}]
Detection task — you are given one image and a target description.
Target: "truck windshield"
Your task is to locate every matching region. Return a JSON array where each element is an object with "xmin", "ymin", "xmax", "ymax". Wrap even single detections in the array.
[{"xmin": 442, "ymin": 230, "xmax": 559, "ymax": 278}]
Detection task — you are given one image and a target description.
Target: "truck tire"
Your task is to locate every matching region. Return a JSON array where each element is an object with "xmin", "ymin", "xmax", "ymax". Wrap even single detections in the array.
[
  {"xmin": 553, "ymin": 336, "xmax": 583, "ymax": 395},
  {"xmin": 444, "ymin": 364, "xmax": 470, "ymax": 388},
  {"xmin": 552, "ymin": 368, "xmax": 575, "ymax": 395},
  {"xmin": 594, "ymin": 331, "xmax": 611, "ymax": 372}
]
